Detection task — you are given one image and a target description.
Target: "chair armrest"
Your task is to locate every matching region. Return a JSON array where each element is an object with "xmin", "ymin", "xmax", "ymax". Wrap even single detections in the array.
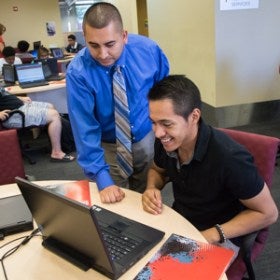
[
  {"xmin": 240, "ymin": 231, "xmax": 259, "ymax": 280},
  {"xmin": 8, "ymin": 109, "xmax": 25, "ymax": 128}
]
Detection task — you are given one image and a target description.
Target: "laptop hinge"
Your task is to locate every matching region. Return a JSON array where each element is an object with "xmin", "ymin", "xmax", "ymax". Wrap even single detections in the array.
[{"xmin": 42, "ymin": 237, "xmax": 93, "ymax": 271}]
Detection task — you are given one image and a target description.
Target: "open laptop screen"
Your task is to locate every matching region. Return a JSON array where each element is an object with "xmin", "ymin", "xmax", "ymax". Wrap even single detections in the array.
[
  {"xmin": 50, "ymin": 48, "xmax": 64, "ymax": 59},
  {"xmin": 35, "ymin": 57, "xmax": 59, "ymax": 75},
  {"xmin": 2, "ymin": 64, "xmax": 16, "ymax": 83},
  {"xmin": 33, "ymin": 41, "xmax": 41, "ymax": 50},
  {"xmin": 15, "ymin": 63, "xmax": 45, "ymax": 83}
]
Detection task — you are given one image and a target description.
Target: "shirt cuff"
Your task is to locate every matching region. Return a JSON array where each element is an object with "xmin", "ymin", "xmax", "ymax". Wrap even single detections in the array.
[{"xmin": 95, "ymin": 169, "xmax": 115, "ymax": 191}]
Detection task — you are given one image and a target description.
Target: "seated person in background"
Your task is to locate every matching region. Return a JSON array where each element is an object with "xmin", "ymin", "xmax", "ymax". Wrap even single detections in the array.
[
  {"xmin": 0, "ymin": 90, "xmax": 75, "ymax": 162},
  {"xmin": 0, "ymin": 46, "xmax": 22, "ymax": 76},
  {"xmin": 37, "ymin": 46, "xmax": 51, "ymax": 59},
  {"xmin": 65, "ymin": 34, "xmax": 84, "ymax": 54},
  {"xmin": 15, "ymin": 40, "xmax": 34, "ymax": 63},
  {"xmin": 142, "ymin": 75, "xmax": 278, "ymax": 249}
]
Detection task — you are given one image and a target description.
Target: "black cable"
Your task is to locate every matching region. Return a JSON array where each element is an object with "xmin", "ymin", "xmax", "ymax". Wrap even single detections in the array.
[{"xmin": 0, "ymin": 228, "xmax": 41, "ymax": 280}]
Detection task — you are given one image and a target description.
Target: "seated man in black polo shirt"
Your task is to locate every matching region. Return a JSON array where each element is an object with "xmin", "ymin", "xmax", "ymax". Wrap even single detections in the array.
[
  {"xmin": 142, "ymin": 75, "xmax": 278, "ymax": 248},
  {"xmin": 0, "ymin": 90, "xmax": 75, "ymax": 162}
]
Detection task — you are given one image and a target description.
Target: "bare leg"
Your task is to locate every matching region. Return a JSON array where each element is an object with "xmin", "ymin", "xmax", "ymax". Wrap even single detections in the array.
[{"xmin": 46, "ymin": 108, "xmax": 74, "ymax": 160}]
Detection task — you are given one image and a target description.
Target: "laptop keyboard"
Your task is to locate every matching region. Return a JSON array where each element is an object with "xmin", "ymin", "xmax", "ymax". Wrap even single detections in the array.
[
  {"xmin": 101, "ymin": 227, "xmax": 140, "ymax": 261},
  {"xmin": 46, "ymin": 75, "xmax": 65, "ymax": 81},
  {"xmin": 20, "ymin": 81, "xmax": 49, "ymax": 89}
]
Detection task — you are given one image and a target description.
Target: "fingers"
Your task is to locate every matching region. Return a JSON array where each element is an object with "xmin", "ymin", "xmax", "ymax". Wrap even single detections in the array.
[
  {"xmin": 0, "ymin": 110, "xmax": 11, "ymax": 121},
  {"xmin": 99, "ymin": 185, "xmax": 125, "ymax": 204},
  {"xmin": 142, "ymin": 189, "xmax": 162, "ymax": 215}
]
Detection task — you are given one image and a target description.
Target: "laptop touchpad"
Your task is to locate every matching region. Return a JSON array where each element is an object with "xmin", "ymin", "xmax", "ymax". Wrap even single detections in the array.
[{"xmin": 109, "ymin": 221, "xmax": 130, "ymax": 233}]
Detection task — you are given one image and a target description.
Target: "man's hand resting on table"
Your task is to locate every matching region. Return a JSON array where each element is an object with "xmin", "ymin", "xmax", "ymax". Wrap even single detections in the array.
[
  {"xmin": 142, "ymin": 188, "xmax": 163, "ymax": 215},
  {"xmin": 99, "ymin": 185, "xmax": 125, "ymax": 203}
]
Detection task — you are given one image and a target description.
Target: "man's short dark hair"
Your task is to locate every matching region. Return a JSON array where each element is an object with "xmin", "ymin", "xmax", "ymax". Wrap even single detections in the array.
[
  {"xmin": 2, "ymin": 46, "xmax": 16, "ymax": 58},
  {"xmin": 68, "ymin": 34, "xmax": 76, "ymax": 41},
  {"xmin": 82, "ymin": 2, "xmax": 123, "ymax": 32},
  {"xmin": 148, "ymin": 75, "xmax": 202, "ymax": 118},
  {"xmin": 17, "ymin": 40, "xmax": 30, "ymax": 52}
]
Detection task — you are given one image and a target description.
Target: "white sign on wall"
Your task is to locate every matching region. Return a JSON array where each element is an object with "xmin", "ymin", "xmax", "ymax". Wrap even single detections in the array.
[{"xmin": 220, "ymin": 0, "xmax": 259, "ymax": 11}]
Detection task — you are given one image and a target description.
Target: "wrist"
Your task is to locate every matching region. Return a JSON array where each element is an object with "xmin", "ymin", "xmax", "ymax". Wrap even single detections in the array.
[{"xmin": 214, "ymin": 224, "xmax": 227, "ymax": 243}]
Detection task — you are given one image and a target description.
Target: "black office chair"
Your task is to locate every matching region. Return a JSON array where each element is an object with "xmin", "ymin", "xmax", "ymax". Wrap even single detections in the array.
[{"xmin": 0, "ymin": 110, "xmax": 50, "ymax": 164}]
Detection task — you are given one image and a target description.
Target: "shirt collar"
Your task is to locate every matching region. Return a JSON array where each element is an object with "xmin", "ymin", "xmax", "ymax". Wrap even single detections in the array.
[{"xmin": 167, "ymin": 118, "xmax": 211, "ymax": 165}]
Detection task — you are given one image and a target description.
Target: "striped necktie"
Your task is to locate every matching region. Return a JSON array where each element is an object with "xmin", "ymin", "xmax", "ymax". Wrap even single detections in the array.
[{"xmin": 113, "ymin": 65, "xmax": 133, "ymax": 178}]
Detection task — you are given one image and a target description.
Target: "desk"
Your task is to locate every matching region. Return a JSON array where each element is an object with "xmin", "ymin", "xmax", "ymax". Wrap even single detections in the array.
[
  {"xmin": 0, "ymin": 182, "xmax": 227, "ymax": 280},
  {"xmin": 6, "ymin": 81, "xmax": 68, "ymax": 114}
]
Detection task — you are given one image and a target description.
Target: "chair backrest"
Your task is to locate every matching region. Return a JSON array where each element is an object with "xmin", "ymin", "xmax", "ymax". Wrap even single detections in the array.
[
  {"xmin": 219, "ymin": 128, "xmax": 279, "ymax": 188},
  {"xmin": 0, "ymin": 129, "xmax": 26, "ymax": 185},
  {"xmin": 219, "ymin": 128, "xmax": 279, "ymax": 280}
]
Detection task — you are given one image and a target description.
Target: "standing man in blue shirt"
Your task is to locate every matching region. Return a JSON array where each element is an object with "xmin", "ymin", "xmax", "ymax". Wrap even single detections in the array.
[{"xmin": 66, "ymin": 2, "xmax": 169, "ymax": 203}]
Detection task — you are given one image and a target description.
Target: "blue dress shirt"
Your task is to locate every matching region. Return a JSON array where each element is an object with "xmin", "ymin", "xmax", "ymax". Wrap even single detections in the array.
[{"xmin": 66, "ymin": 34, "xmax": 169, "ymax": 190}]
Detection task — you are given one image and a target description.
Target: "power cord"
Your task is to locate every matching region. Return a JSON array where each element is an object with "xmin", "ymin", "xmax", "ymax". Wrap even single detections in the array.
[{"xmin": 0, "ymin": 228, "xmax": 41, "ymax": 280}]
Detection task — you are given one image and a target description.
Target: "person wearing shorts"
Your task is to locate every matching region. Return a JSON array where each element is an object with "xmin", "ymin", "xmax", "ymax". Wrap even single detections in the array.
[{"xmin": 0, "ymin": 90, "xmax": 75, "ymax": 162}]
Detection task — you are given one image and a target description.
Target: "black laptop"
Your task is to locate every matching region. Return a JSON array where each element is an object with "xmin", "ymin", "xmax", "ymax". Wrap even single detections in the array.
[
  {"xmin": 16, "ymin": 177, "xmax": 165, "ymax": 279},
  {"xmin": 15, "ymin": 63, "xmax": 49, "ymax": 89},
  {"xmin": 35, "ymin": 58, "xmax": 65, "ymax": 81},
  {"xmin": 0, "ymin": 194, "xmax": 33, "ymax": 238},
  {"xmin": 50, "ymin": 47, "xmax": 70, "ymax": 60},
  {"xmin": 1, "ymin": 64, "xmax": 16, "ymax": 87}
]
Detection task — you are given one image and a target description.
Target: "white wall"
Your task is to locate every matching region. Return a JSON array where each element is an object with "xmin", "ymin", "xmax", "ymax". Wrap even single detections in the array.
[
  {"xmin": 215, "ymin": 0, "xmax": 280, "ymax": 106},
  {"xmin": 147, "ymin": 0, "xmax": 217, "ymax": 105},
  {"xmin": 0, "ymin": 0, "xmax": 138, "ymax": 50},
  {"xmin": 147, "ymin": 0, "xmax": 280, "ymax": 107},
  {"xmin": 0, "ymin": 0, "xmax": 64, "ymax": 49},
  {"xmin": 1, "ymin": 0, "xmax": 279, "ymax": 108}
]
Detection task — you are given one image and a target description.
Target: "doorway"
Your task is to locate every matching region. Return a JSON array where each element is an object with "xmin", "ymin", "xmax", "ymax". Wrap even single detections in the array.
[{"xmin": 136, "ymin": 0, "xmax": 149, "ymax": 37}]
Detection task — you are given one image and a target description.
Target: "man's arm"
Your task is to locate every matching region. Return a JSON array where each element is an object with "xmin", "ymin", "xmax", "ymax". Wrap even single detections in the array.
[
  {"xmin": 66, "ymin": 68, "xmax": 126, "ymax": 204},
  {"xmin": 201, "ymin": 183, "xmax": 279, "ymax": 244},
  {"xmin": 142, "ymin": 162, "xmax": 168, "ymax": 215},
  {"xmin": 18, "ymin": 96, "xmax": 31, "ymax": 103}
]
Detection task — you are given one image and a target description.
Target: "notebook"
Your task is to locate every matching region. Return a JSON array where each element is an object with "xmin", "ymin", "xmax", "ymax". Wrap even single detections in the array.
[
  {"xmin": 44, "ymin": 180, "xmax": 91, "ymax": 206},
  {"xmin": 16, "ymin": 177, "xmax": 165, "ymax": 279},
  {"xmin": 15, "ymin": 63, "xmax": 49, "ymax": 88},
  {"xmin": 1, "ymin": 64, "xmax": 16, "ymax": 87},
  {"xmin": 35, "ymin": 58, "xmax": 65, "ymax": 81},
  {"xmin": 134, "ymin": 233, "xmax": 235, "ymax": 280},
  {"xmin": 0, "ymin": 194, "xmax": 33, "ymax": 238}
]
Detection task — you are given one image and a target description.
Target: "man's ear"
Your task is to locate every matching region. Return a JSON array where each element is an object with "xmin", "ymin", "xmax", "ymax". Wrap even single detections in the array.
[
  {"xmin": 191, "ymin": 108, "xmax": 201, "ymax": 124},
  {"xmin": 123, "ymin": 30, "xmax": 128, "ymax": 44}
]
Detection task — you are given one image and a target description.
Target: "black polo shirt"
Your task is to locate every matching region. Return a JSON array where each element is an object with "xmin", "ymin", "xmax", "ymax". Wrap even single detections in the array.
[{"xmin": 154, "ymin": 119, "xmax": 264, "ymax": 231}]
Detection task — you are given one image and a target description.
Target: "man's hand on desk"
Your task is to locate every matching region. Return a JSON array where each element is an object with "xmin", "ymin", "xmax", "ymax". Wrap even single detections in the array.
[
  {"xmin": 99, "ymin": 185, "xmax": 125, "ymax": 203},
  {"xmin": 142, "ymin": 188, "xmax": 163, "ymax": 215}
]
